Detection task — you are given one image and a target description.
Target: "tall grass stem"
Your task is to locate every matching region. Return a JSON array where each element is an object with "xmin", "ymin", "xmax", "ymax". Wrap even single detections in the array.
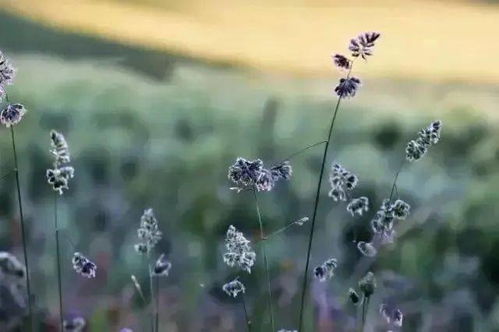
[
  {"xmin": 10, "ymin": 126, "xmax": 33, "ymax": 330},
  {"xmin": 54, "ymin": 193, "xmax": 63, "ymax": 331},
  {"xmin": 252, "ymin": 189, "xmax": 275, "ymax": 331},
  {"xmin": 298, "ymin": 96, "xmax": 342, "ymax": 331}
]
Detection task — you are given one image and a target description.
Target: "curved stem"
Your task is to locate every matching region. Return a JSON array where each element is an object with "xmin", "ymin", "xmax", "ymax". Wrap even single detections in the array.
[
  {"xmin": 252, "ymin": 189, "xmax": 275, "ymax": 331},
  {"xmin": 10, "ymin": 127, "xmax": 33, "ymax": 330},
  {"xmin": 54, "ymin": 193, "xmax": 63, "ymax": 331},
  {"xmin": 298, "ymin": 96, "xmax": 342, "ymax": 331}
]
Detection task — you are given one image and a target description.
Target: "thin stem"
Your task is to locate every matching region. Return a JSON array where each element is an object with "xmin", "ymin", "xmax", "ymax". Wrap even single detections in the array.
[
  {"xmin": 241, "ymin": 294, "xmax": 251, "ymax": 332},
  {"xmin": 361, "ymin": 296, "xmax": 370, "ymax": 332},
  {"xmin": 155, "ymin": 277, "xmax": 160, "ymax": 332},
  {"xmin": 252, "ymin": 189, "xmax": 275, "ymax": 331},
  {"xmin": 388, "ymin": 160, "xmax": 405, "ymax": 202},
  {"xmin": 147, "ymin": 259, "xmax": 155, "ymax": 332},
  {"xmin": 54, "ymin": 193, "xmax": 63, "ymax": 331},
  {"xmin": 263, "ymin": 222, "xmax": 298, "ymax": 240},
  {"xmin": 298, "ymin": 96, "xmax": 342, "ymax": 331},
  {"xmin": 275, "ymin": 140, "xmax": 327, "ymax": 165},
  {"xmin": 10, "ymin": 127, "xmax": 33, "ymax": 330}
]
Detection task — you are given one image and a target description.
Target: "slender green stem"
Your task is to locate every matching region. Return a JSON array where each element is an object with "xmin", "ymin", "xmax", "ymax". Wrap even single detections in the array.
[
  {"xmin": 155, "ymin": 276, "xmax": 160, "ymax": 332},
  {"xmin": 10, "ymin": 127, "xmax": 33, "ymax": 330},
  {"xmin": 388, "ymin": 160, "xmax": 405, "ymax": 202},
  {"xmin": 361, "ymin": 296, "xmax": 370, "ymax": 332},
  {"xmin": 54, "ymin": 193, "xmax": 63, "ymax": 331},
  {"xmin": 147, "ymin": 259, "xmax": 155, "ymax": 332},
  {"xmin": 298, "ymin": 97, "xmax": 342, "ymax": 331},
  {"xmin": 274, "ymin": 140, "xmax": 327, "ymax": 165},
  {"xmin": 252, "ymin": 189, "xmax": 275, "ymax": 331},
  {"xmin": 241, "ymin": 294, "xmax": 251, "ymax": 332}
]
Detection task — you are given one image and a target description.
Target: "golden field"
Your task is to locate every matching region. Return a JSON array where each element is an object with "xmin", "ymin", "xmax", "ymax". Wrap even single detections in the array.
[{"xmin": 1, "ymin": 0, "xmax": 498, "ymax": 83}]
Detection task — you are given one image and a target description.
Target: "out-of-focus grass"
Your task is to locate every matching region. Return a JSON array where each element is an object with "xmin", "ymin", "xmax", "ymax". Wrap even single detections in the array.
[
  {"xmin": 0, "ymin": 52, "xmax": 497, "ymax": 330},
  {"xmin": 2, "ymin": 0, "xmax": 499, "ymax": 82}
]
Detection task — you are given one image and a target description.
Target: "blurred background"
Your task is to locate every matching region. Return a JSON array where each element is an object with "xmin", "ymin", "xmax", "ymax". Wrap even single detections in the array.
[{"xmin": 0, "ymin": 0, "xmax": 498, "ymax": 331}]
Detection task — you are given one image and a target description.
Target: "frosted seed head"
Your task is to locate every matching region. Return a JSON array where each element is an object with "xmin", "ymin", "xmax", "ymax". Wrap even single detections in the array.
[
  {"xmin": 222, "ymin": 278, "xmax": 245, "ymax": 298},
  {"xmin": 347, "ymin": 196, "xmax": 369, "ymax": 216},
  {"xmin": 270, "ymin": 161, "xmax": 293, "ymax": 181},
  {"xmin": 349, "ymin": 32, "xmax": 381, "ymax": 59},
  {"xmin": 334, "ymin": 77, "xmax": 361, "ymax": 98},
  {"xmin": 0, "ymin": 103, "xmax": 26, "ymax": 127},
  {"xmin": 314, "ymin": 258, "xmax": 338, "ymax": 281},
  {"xmin": 357, "ymin": 241, "xmax": 378, "ymax": 257},
  {"xmin": 72, "ymin": 252, "xmax": 97, "ymax": 278},
  {"xmin": 348, "ymin": 288, "xmax": 360, "ymax": 305},
  {"xmin": 63, "ymin": 317, "xmax": 86, "ymax": 332},
  {"xmin": 152, "ymin": 254, "xmax": 172, "ymax": 277},
  {"xmin": 332, "ymin": 54, "xmax": 351, "ymax": 70},
  {"xmin": 359, "ymin": 271, "xmax": 376, "ymax": 297}
]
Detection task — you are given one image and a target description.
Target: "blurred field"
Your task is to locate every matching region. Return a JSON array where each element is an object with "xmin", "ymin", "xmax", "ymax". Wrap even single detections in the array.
[
  {"xmin": 0, "ymin": 1, "xmax": 498, "ymax": 331},
  {"xmin": 2, "ymin": 0, "xmax": 499, "ymax": 82}
]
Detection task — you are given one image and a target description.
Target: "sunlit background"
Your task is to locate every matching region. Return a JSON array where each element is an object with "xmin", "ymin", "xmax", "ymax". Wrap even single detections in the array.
[{"xmin": 0, "ymin": 0, "xmax": 498, "ymax": 331}]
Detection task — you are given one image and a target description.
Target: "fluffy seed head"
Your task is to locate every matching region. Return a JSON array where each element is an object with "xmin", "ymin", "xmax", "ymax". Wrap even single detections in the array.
[
  {"xmin": 135, "ymin": 208, "xmax": 162, "ymax": 255},
  {"xmin": 294, "ymin": 217, "xmax": 309, "ymax": 226},
  {"xmin": 359, "ymin": 271, "xmax": 376, "ymax": 297},
  {"xmin": 0, "ymin": 50, "xmax": 16, "ymax": 86},
  {"xmin": 72, "ymin": 252, "xmax": 97, "ymax": 278},
  {"xmin": 332, "ymin": 54, "xmax": 351, "ymax": 70},
  {"xmin": 329, "ymin": 163, "xmax": 358, "ymax": 201},
  {"xmin": 392, "ymin": 199, "xmax": 410, "ymax": 220},
  {"xmin": 152, "ymin": 254, "xmax": 172, "ymax": 277},
  {"xmin": 349, "ymin": 288, "xmax": 361, "ymax": 305},
  {"xmin": 222, "ymin": 278, "xmax": 246, "ymax": 298},
  {"xmin": 380, "ymin": 304, "xmax": 404, "ymax": 327},
  {"xmin": 347, "ymin": 196, "xmax": 369, "ymax": 216},
  {"xmin": 334, "ymin": 77, "xmax": 361, "ymax": 98},
  {"xmin": 349, "ymin": 32, "xmax": 381, "ymax": 59},
  {"xmin": 270, "ymin": 161, "xmax": 293, "ymax": 181},
  {"xmin": 223, "ymin": 225, "xmax": 256, "ymax": 274},
  {"xmin": 0, "ymin": 252, "xmax": 25, "ymax": 280},
  {"xmin": 63, "ymin": 317, "xmax": 86, "ymax": 332},
  {"xmin": 357, "ymin": 241, "xmax": 378, "ymax": 257},
  {"xmin": 313, "ymin": 258, "xmax": 338, "ymax": 282},
  {"xmin": 0, "ymin": 103, "xmax": 26, "ymax": 127},
  {"xmin": 406, "ymin": 120, "xmax": 443, "ymax": 162}
]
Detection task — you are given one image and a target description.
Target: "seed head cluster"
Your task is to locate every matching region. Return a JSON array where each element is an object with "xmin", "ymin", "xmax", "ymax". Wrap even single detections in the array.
[
  {"xmin": 328, "ymin": 163, "xmax": 358, "ymax": 201},
  {"xmin": 222, "ymin": 278, "xmax": 246, "ymax": 298},
  {"xmin": 313, "ymin": 257, "xmax": 338, "ymax": 282},
  {"xmin": 406, "ymin": 120, "xmax": 442, "ymax": 162},
  {"xmin": 228, "ymin": 157, "xmax": 292, "ymax": 192},
  {"xmin": 72, "ymin": 252, "xmax": 97, "ymax": 278},
  {"xmin": 134, "ymin": 208, "xmax": 162, "ymax": 255},
  {"xmin": 349, "ymin": 32, "xmax": 381, "ymax": 60},
  {"xmin": 223, "ymin": 225, "xmax": 256, "ymax": 274},
  {"xmin": 333, "ymin": 32, "xmax": 380, "ymax": 98},
  {"xmin": 46, "ymin": 130, "xmax": 75, "ymax": 195},
  {"xmin": 369, "ymin": 198, "xmax": 410, "ymax": 249}
]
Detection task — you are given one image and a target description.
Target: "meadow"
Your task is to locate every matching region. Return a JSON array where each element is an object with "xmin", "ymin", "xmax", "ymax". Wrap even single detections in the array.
[{"xmin": 0, "ymin": 3, "xmax": 498, "ymax": 332}]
